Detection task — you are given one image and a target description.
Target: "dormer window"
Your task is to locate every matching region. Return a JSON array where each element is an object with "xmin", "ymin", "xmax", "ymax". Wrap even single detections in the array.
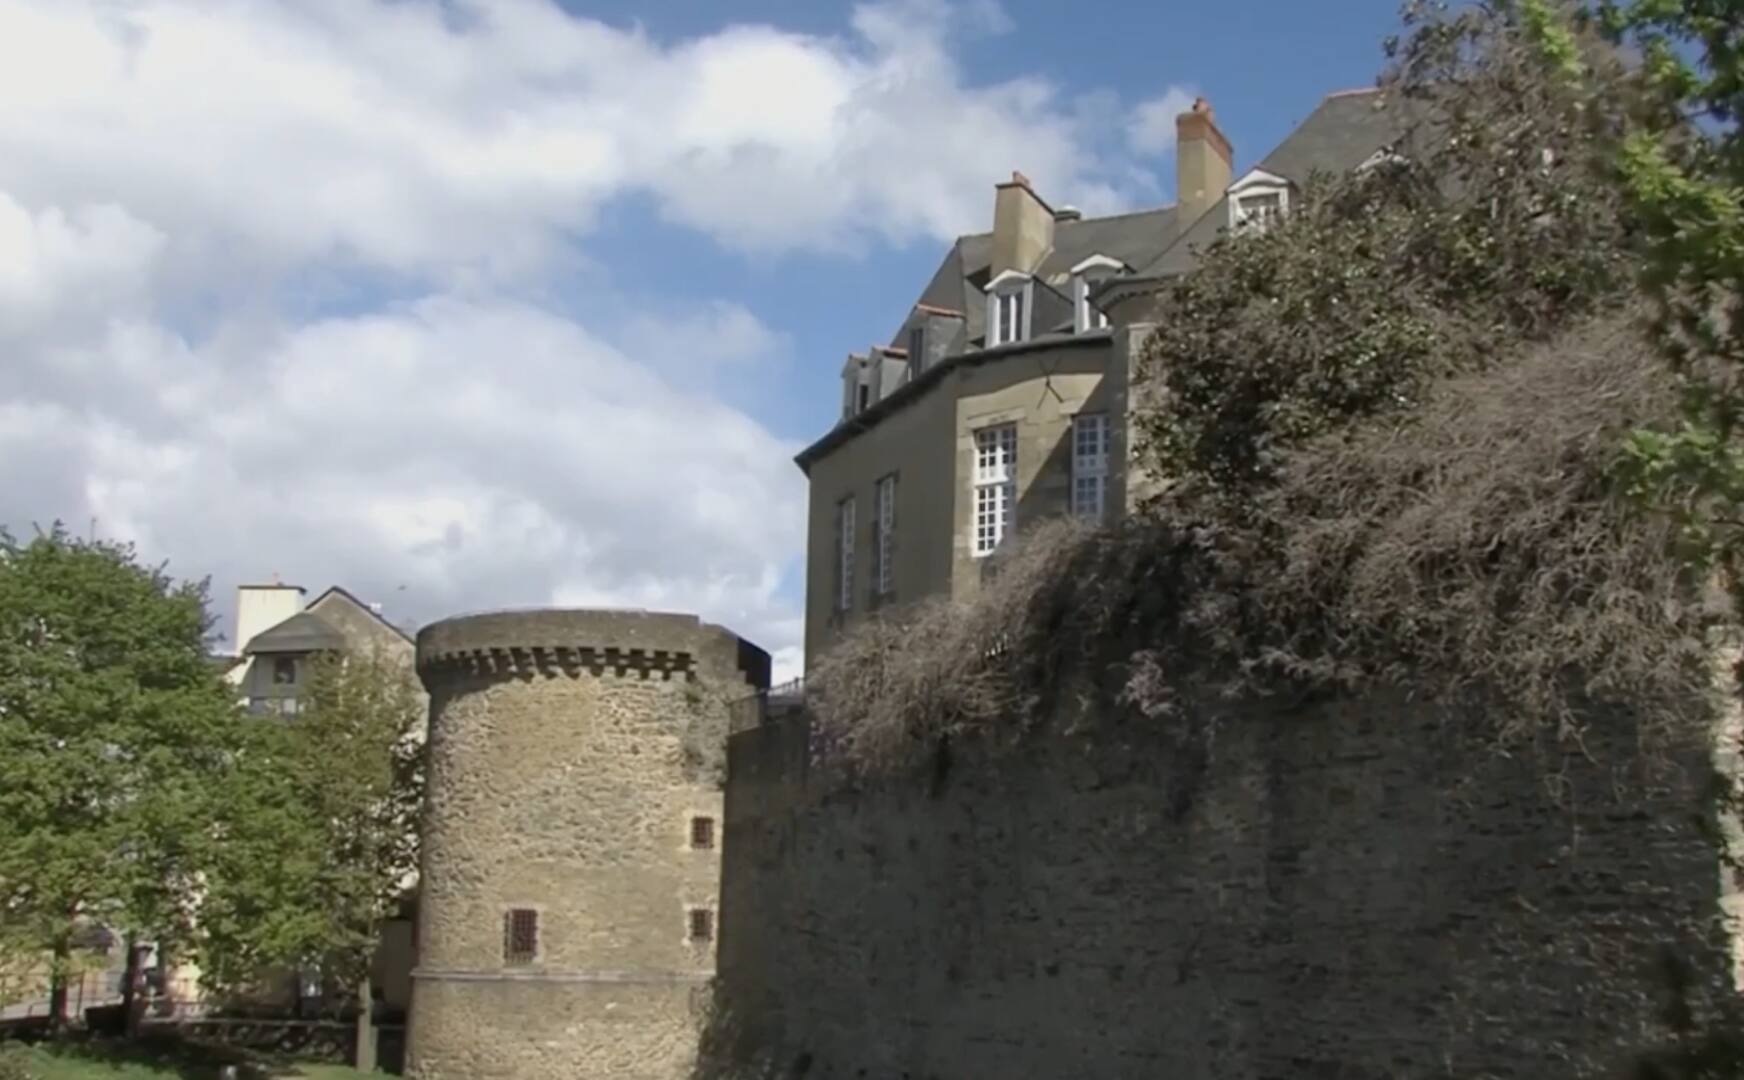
[
  {"xmin": 1069, "ymin": 255, "xmax": 1124, "ymax": 333},
  {"xmin": 985, "ymin": 271, "xmax": 1033, "ymax": 347},
  {"xmin": 841, "ymin": 354, "xmax": 873, "ymax": 420},
  {"xmin": 1227, "ymin": 168, "xmax": 1291, "ymax": 232},
  {"xmin": 907, "ymin": 325, "xmax": 925, "ymax": 374}
]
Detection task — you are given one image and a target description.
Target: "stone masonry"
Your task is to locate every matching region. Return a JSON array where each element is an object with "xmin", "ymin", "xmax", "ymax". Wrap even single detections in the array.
[
  {"xmin": 710, "ymin": 692, "xmax": 1740, "ymax": 1079},
  {"xmin": 406, "ymin": 609, "xmax": 769, "ymax": 1080}
]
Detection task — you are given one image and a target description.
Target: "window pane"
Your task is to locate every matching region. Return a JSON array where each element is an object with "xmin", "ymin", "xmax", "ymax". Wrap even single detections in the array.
[
  {"xmin": 1072, "ymin": 414, "xmax": 1108, "ymax": 519},
  {"xmin": 972, "ymin": 424, "xmax": 1018, "ymax": 555},
  {"xmin": 875, "ymin": 474, "xmax": 897, "ymax": 596},
  {"xmin": 835, "ymin": 497, "xmax": 856, "ymax": 612}
]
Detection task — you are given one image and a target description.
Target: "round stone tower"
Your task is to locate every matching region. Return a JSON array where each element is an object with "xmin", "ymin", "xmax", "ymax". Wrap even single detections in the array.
[{"xmin": 405, "ymin": 609, "xmax": 770, "ymax": 1080}]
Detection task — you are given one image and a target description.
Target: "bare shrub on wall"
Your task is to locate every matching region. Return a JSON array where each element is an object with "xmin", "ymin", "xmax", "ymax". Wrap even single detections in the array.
[
  {"xmin": 805, "ymin": 517, "xmax": 1102, "ymax": 774},
  {"xmin": 1190, "ymin": 314, "xmax": 1715, "ymax": 736}
]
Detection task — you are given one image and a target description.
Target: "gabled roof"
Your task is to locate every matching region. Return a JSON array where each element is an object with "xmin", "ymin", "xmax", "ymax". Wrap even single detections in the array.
[
  {"xmin": 243, "ymin": 610, "xmax": 348, "ymax": 655},
  {"xmin": 306, "ymin": 585, "xmax": 414, "ymax": 643}
]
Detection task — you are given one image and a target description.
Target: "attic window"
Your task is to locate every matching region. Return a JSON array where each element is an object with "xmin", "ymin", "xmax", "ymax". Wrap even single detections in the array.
[
  {"xmin": 1070, "ymin": 255, "xmax": 1122, "ymax": 333},
  {"xmin": 1227, "ymin": 168, "xmax": 1291, "ymax": 232},
  {"xmin": 1236, "ymin": 191, "xmax": 1283, "ymax": 229},
  {"xmin": 857, "ymin": 383, "xmax": 870, "ymax": 413},
  {"xmin": 985, "ymin": 272, "xmax": 1032, "ymax": 347},
  {"xmin": 907, "ymin": 325, "xmax": 925, "ymax": 373}
]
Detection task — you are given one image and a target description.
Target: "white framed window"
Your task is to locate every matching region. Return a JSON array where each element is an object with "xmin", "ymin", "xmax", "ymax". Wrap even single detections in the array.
[
  {"xmin": 1235, "ymin": 191, "xmax": 1284, "ymax": 229},
  {"xmin": 1073, "ymin": 275, "xmax": 1110, "ymax": 332},
  {"xmin": 1069, "ymin": 254, "xmax": 1122, "ymax": 334},
  {"xmin": 985, "ymin": 271, "xmax": 1032, "ymax": 347},
  {"xmin": 834, "ymin": 496, "xmax": 856, "ymax": 613},
  {"xmin": 1227, "ymin": 168, "xmax": 1291, "ymax": 232},
  {"xmin": 1072, "ymin": 413, "xmax": 1109, "ymax": 520},
  {"xmin": 873, "ymin": 473, "xmax": 897, "ymax": 598},
  {"xmin": 973, "ymin": 424, "xmax": 1018, "ymax": 556}
]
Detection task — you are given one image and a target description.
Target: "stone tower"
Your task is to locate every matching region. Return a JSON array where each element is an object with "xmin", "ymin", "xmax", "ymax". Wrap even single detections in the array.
[{"xmin": 405, "ymin": 609, "xmax": 770, "ymax": 1080}]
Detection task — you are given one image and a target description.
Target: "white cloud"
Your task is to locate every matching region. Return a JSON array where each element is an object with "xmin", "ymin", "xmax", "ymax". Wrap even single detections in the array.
[
  {"xmin": 0, "ymin": 194, "xmax": 164, "ymax": 333},
  {"xmin": 1127, "ymin": 86, "xmax": 1200, "ymax": 157},
  {"xmin": 0, "ymin": 0, "xmax": 1165, "ymax": 276},
  {"xmin": 0, "ymin": 296, "xmax": 805, "ymax": 660}
]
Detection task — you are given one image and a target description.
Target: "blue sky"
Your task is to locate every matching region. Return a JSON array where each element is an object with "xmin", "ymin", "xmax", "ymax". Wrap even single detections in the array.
[
  {"xmin": 566, "ymin": 0, "xmax": 1410, "ymax": 441},
  {"xmin": 0, "ymin": 0, "xmax": 1412, "ymax": 679}
]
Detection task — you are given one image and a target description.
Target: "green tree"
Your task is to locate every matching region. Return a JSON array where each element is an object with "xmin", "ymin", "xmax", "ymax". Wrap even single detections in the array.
[
  {"xmin": 0, "ymin": 525, "xmax": 241, "ymax": 1027},
  {"xmin": 1598, "ymin": 0, "xmax": 1744, "ymax": 603},
  {"xmin": 195, "ymin": 648, "xmax": 423, "ymax": 1070},
  {"xmin": 1133, "ymin": 0, "xmax": 1642, "ymax": 502}
]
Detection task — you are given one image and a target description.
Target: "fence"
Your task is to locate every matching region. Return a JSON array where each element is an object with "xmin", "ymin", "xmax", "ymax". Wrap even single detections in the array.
[
  {"xmin": 0, "ymin": 967, "xmax": 126, "ymax": 1024},
  {"xmin": 728, "ymin": 677, "xmax": 807, "ymax": 734}
]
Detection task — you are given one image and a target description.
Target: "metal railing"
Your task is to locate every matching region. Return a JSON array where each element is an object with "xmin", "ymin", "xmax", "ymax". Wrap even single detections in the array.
[{"xmin": 728, "ymin": 676, "xmax": 807, "ymax": 734}]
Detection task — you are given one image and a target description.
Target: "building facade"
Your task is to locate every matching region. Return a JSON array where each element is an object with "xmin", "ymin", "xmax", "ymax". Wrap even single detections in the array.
[{"xmin": 798, "ymin": 89, "xmax": 1411, "ymax": 666}]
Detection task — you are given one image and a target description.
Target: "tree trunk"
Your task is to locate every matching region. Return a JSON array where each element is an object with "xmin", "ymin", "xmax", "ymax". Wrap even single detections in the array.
[
  {"xmin": 120, "ymin": 935, "xmax": 144, "ymax": 1038},
  {"xmin": 353, "ymin": 974, "xmax": 376, "ymax": 1073},
  {"xmin": 47, "ymin": 935, "xmax": 70, "ymax": 1032}
]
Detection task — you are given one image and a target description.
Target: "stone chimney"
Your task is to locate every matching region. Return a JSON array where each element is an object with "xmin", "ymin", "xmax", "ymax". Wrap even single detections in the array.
[
  {"xmin": 1175, "ymin": 97, "xmax": 1233, "ymax": 233},
  {"xmin": 990, "ymin": 171, "xmax": 1055, "ymax": 278}
]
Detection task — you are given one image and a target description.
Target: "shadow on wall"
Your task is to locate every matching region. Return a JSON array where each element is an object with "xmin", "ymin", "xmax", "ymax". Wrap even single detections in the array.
[{"xmin": 688, "ymin": 691, "xmax": 1739, "ymax": 1080}]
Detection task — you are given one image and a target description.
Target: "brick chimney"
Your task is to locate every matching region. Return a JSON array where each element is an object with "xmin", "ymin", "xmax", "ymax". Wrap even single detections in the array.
[
  {"xmin": 1175, "ymin": 97, "xmax": 1233, "ymax": 233},
  {"xmin": 990, "ymin": 170, "xmax": 1055, "ymax": 278}
]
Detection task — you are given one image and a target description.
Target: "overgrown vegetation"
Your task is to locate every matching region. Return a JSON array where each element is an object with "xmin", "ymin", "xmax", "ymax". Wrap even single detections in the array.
[
  {"xmin": 807, "ymin": 0, "xmax": 1727, "ymax": 774},
  {"xmin": 1602, "ymin": 0, "xmax": 1744, "ymax": 612},
  {"xmin": 1137, "ymin": 0, "xmax": 1640, "ymax": 495}
]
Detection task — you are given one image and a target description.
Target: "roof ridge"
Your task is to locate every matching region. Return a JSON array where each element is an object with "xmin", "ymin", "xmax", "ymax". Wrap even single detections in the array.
[
  {"xmin": 949, "ymin": 201, "xmax": 1177, "ymax": 247},
  {"xmin": 1325, "ymin": 85, "xmax": 1384, "ymax": 99}
]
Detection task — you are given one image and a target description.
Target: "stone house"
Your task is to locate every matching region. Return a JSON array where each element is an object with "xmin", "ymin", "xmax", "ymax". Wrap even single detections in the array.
[
  {"xmin": 219, "ymin": 581, "xmax": 415, "ymax": 716},
  {"xmin": 798, "ymin": 88, "xmax": 1409, "ymax": 666}
]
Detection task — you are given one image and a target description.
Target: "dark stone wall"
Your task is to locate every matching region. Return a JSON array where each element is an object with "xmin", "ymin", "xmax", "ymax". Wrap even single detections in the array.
[{"xmin": 710, "ymin": 695, "xmax": 1736, "ymax": 1079}]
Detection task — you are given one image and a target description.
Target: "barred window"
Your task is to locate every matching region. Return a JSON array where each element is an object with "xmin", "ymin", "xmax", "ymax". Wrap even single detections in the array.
[
  {"xmin": 691, "ymin": 816, "xmax": 715, "ymax": 850},
  {"xmin": 689, "ymin": 908, "xmax": 714, "ymax": 942},
  {"xmin": 973, "ymin": 424, "xmax": 1017, "ymax": 556},
  {"xmin": 503, "ymin": 908, "xmax": 538, "ymax": 965}
]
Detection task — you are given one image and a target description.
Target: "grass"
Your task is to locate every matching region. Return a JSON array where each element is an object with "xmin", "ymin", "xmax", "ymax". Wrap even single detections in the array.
[{"xmin": 0, "ymin": 1038, "xmax": 377, "ymax": 1080}]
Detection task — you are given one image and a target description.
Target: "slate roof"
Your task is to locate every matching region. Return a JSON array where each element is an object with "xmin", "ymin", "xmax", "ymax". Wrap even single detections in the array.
[
  {"xmin": 1136, "ymin": 88, "xmax": 1410, "ymax": 279},
  {"xmin": 243, "ymin": 610, "xmax": 349, "ymax": 655},
  {"xmin": 898, "ymin": 205, "xmax": 1179, "ymax": 349}
]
